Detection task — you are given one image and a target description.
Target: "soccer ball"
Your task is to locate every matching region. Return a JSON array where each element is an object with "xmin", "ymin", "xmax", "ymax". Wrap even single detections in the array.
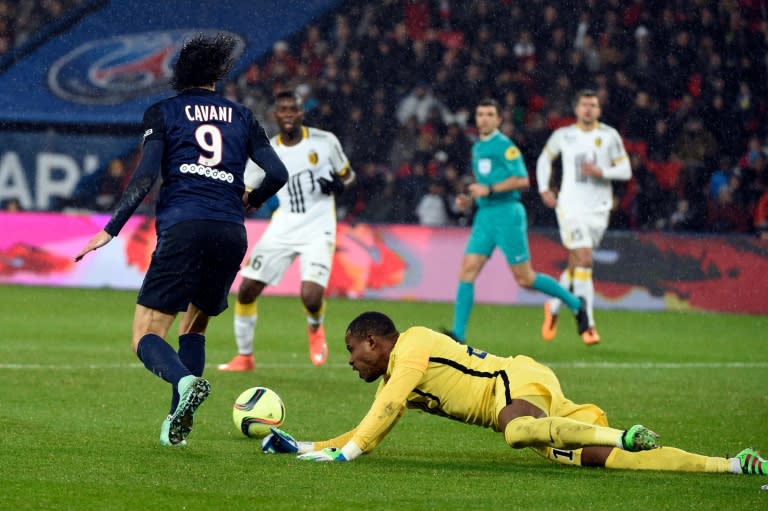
[{"xmin": 232, "ymin": 386, "xmax": 285, "ymax": 439}]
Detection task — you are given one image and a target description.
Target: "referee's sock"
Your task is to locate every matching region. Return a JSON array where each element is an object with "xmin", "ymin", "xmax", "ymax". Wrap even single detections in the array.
[
  {"xmin": 451, "ymin": 281, "xmax": 474, "ymax": 342},
  {"xmin": 532, "ymin": 273, "xmax": 580, "ymax": 313}
]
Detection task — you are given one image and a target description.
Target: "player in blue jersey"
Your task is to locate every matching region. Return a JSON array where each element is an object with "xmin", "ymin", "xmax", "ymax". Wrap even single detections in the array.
[
  {"xmin": 445, "ymin": 98, "xmax": 589, "ymax": 344},
  {"xmin": 74, "ymin": 33, "xmax": 288, "ymax": 447}
]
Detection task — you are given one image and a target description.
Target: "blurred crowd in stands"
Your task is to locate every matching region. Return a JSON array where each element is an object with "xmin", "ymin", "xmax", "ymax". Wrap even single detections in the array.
[
  {"xmin": 0, "ymin": 0, "xmax": 83, "ymax": 55},
  {"xmin": 6, "ymin": 0, "xmax": 768, "ymax": 238}
]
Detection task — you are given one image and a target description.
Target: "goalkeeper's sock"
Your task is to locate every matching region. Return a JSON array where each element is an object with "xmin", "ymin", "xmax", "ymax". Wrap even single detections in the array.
[
  {"xmin": 171, "ymin": 333, "xmax": 205, "ymax": 414},
  {"xmin": 304, "ymin": 300, "xmax": 326, "ymax": 330},
  {"xmin": 451, "ymin": 281, "xmax": 474, "ymax": 342},
  {"xmin": 504, "ymin": 415, "xmax": 625, "ymax": 450},
  {"xmin": 531, "ymin": 273, "xmax": 581, "ymax": 313},
  {"xmin": 605, "ymin": 447, "xmax": 732, "ymax": 473},
  {"xmin": 234, "ymin": 301, "xmax": 258, "ymax": 354},
  {"xmin": 136, "ymin": 334, "xmax": 190, "ymax": 386}
]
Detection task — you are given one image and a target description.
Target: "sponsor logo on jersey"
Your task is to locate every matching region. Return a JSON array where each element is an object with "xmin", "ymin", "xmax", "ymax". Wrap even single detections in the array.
[
  {"xmin": 308, "ymin": 151, "xmax": 319, "ymax": 165},
  {"xmin": 48, "ymin": 29, "xmax": 245, "ymax": 105},
  {"xmin": 180, "ymin": 163, "xmax": 234, "ymax": 183}
]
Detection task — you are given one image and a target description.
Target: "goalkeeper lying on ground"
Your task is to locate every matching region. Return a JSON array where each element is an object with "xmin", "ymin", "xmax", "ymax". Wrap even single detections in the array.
[{"xmin": 262, "ymin": 311, "xmax": 766, "ymax": 476}]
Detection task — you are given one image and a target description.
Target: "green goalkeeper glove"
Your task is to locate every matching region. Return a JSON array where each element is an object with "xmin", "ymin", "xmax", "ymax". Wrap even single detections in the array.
[{"xmin": 297, "ymin": 447, "xmax": 349, "ymax": 462}]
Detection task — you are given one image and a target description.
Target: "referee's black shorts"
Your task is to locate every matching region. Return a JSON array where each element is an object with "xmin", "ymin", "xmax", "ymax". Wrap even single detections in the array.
[{"xmin": 138, "ymin": 219, "xmax": 247, "ymax": 316}]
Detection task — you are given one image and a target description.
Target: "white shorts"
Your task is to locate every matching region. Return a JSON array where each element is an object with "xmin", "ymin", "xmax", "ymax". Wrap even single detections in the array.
[
  {"xmin": 240, "ymin": 229, "xmax": 335, "ymax": 287},
  {"xmin": 556, "ymin": 208, "xmax": 609, "ymax": 250}
]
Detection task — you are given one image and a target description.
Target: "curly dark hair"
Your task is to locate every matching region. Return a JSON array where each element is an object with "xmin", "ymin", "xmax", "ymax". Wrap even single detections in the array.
[
  {"xmin": 346, "ymin": 311, "xmax": 399, "ymax": 340},
  {"xmin": 170, "ymin": 33, "xmax": 236, "ymax": 91}
]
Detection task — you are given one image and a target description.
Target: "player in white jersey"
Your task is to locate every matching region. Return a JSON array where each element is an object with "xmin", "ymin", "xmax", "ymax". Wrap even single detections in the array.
[
  {"xmin": 219, "ymin": 90, "xmax": 355, "ymax": 370},
  {"xmin": 535, "ymin": 90, "xmax": 631, "ymax": 345}
]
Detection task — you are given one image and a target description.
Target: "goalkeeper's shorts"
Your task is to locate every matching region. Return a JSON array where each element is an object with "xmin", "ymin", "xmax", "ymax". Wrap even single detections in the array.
[{"xmin": 494, "ymin": 355, "xmax": 609, "ymax": 427}]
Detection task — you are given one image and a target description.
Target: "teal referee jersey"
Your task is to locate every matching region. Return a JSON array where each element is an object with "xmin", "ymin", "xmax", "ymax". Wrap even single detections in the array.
[{"xmin": 466, "ymin": 130, "xmax": 530, "ymax": 264}]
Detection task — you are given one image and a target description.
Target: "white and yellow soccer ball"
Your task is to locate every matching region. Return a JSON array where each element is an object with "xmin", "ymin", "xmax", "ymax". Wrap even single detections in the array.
[{"xmin": 232, "ymin": 387, "xmax": 285, "ymax": 439}]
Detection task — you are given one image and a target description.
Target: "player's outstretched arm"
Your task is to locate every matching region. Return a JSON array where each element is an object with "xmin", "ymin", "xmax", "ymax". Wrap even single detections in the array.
[{"xmin": 74, "ymin": 230, "xmax": 114, "ymax": 262}]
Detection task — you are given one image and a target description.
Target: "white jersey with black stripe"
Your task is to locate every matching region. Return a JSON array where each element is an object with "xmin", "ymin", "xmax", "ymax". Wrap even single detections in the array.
[
  {"xmin": 246, "ymin": 126, "xmax": 350, "ymax": 242},
  {"xmin": 541, "ymin": 123, "xmax": 628, "ymax": 214}
]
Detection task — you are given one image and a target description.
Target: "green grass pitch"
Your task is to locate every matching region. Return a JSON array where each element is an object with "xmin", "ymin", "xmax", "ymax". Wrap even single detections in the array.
[{"xmin": 1, "ymin": 284, "xmax": 766, "ymax": 510}]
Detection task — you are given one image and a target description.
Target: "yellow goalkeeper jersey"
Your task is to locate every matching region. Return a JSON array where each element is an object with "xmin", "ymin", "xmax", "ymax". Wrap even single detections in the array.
[{"xmin": 318, "ymin": 326, "xmax": 547, "ymax": 453}]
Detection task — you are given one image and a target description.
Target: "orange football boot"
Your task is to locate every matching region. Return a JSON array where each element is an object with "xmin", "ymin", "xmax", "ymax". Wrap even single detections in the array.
[
  {"xmin": 308, "ymin": 325, "xmax": 328, "ymax": 366},
  {"xmin": 541, "ymin": 301, "xmax": 558, "ymax": 342},
  {"xmin": 581, "ymin": 327, "xmax": 601, "ymax": 346},
  {"xmin": 217, "ymin": 354, "xmax": 254, "ymax": 372}
]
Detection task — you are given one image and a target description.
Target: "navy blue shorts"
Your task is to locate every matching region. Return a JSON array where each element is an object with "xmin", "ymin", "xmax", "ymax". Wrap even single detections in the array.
[{"xmin": 138, "ymin": 220, "xmax": 247, "ymax": 316}]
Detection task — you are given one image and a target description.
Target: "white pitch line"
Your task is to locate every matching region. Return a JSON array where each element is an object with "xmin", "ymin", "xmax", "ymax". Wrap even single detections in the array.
[{"xmin": 1, "ymin": 361, "xmax": 767, "ymax": 370}]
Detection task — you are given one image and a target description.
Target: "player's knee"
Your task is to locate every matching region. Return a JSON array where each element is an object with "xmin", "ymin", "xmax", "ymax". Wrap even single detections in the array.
[
  {"xmin": 573, "ymin": 249, "xmax": 593, "ymax": 268},
  {"xmin": 238, "ymin": 278, "xmax": 262, "ymax": 303},
  {"xmin": 300, "ymin": 283, "xmax": 324, "ymax": 311},
  {"xmin": 503, "ymin": 416, "xmax": 537, "ymax": 449},
  {"xmin": 513, "ymin": 273, "xmax": 534, "ymax": 288}
]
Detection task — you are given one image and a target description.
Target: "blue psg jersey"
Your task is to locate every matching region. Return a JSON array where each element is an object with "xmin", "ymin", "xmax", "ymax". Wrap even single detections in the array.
[{"xmin": 142, "ymin": 88, "xmax": 271, "ymax": 232}]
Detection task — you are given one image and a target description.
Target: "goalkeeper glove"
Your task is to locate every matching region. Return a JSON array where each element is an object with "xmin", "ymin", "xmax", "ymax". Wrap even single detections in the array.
[
  {"xmin": 261, "ymin": 428, "xmax": 299, "ymax": 454},
  {"xmin": 317, "ymin": 174, "xmax": 345, "ymax": 195},
  {"xmin": 297, "ymin": 447, "xmax": 348, "ymax": 462}
]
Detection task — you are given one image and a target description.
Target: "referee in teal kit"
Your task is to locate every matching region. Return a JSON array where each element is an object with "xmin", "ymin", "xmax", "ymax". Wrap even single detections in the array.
[{"xmin": 445, "ymin": 98, "xmax": 588, "ymax": 344}]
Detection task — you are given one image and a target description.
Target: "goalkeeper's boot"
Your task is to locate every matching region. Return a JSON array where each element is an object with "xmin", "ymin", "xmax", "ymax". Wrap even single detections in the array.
[
  {"xmin": 734, "ymin": 448, "xmax": 767, "ymax": 475},
  {"xmin": 169, "ymin": 375, "xmax": 211, "ymax": 444},
  {"xmin": 621, "ymin": 424, "xmax": 659, "ymax": 451},
  {"xmin": 308, "ymin": 325, "xmax": 328, "ymax": 366},
  {"xmin": 581, "ymin": 326, "xmax": 601, "ymax": 346},
  {"xmin": 217, "ymin": 354, "xmax": 254, "ymax": 372},
  {"xmin": 541, "ymin": 301, "xmax": 558, "ymax": 342}
]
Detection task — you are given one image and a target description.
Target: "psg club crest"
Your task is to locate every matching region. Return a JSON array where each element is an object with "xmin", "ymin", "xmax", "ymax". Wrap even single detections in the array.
[{"xmin": 48, "ymin": 29, "xmax": 245, "ymax": 105}]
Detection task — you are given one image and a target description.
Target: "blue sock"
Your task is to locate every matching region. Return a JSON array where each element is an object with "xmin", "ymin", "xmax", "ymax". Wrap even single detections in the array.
[
  {"xmin": 170, "ymin": 333, "xmax": 206, "ymax": 413},
  {"xmin": 532, "ymin": 273, "xmax": 580, "ymax": 312},
  {"xmin": 178, "ymin": 333, "xmax": 206, "ymax": 377},
  {"xmin": 451, "ymin": 281, "xmax": 474, "ymax": 342},
  {"xmin": 136, "ymin": 334, "xmax": 190, "ymax": 387}
]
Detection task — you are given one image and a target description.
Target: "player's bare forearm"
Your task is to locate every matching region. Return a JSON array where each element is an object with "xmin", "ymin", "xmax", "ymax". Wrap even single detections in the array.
[
  {"xmin": 540, "ymin": 190, "xmax": 557, "ymax": 208},
  {"xmin": 455, "ymin": 193, "xmax": 473, "ymax": 212},
  {"xmin": 494, "ymin": 176, "xmax": 530, "ymax": 192},
  {"xmin": 74, "ymin": 230, "xmax": 113, "ymax": 262}
]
